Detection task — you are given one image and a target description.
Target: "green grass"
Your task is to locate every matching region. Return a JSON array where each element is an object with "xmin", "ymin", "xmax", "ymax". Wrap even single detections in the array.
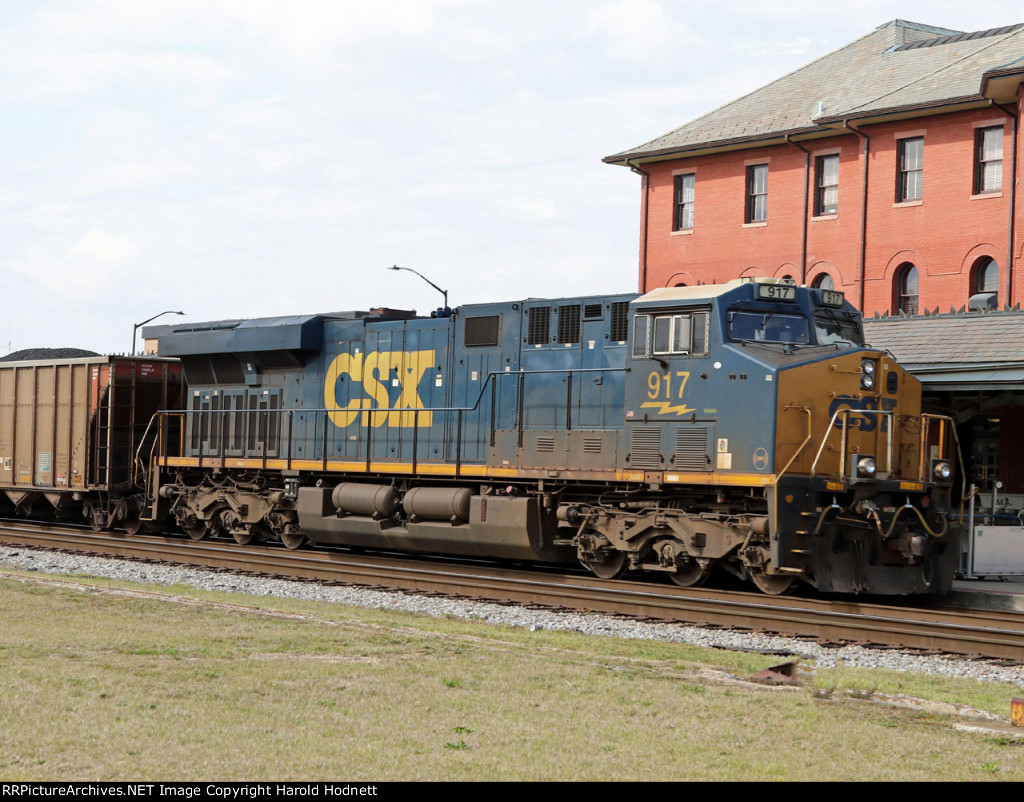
[{"xmin": 0, "ymin": 568, "xmax": 1022, "ymax": 781}]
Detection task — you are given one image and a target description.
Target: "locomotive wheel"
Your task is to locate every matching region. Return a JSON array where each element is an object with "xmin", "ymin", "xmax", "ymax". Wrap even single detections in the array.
[
  {"xmin": 279, "ymin": 532, "xmax": 307, "ymax": 551},
  {"xmin": 751, "ymin": 570, "xmax": 795, "ymax": 596},
  {"xmin": 233, "ymin": 522, "xmax": 268, "ymax": 546},
  {"xmin": 668, "ymin": 559, "xmax": 711, "ymax": 588},
  {"xmin": 582, "ymin": 550, "xmax": 628, "ymax": 580},
  {"xmin": 184, "ymin": 519, "xmax": 209, "ymax": 541},
  {"xmin": 123, "ymin": 516, "xmax": 143, "ymax": 536},
  {"xmin": 232, "ymin": 527, "xmax": 256, "ymax": 546}
]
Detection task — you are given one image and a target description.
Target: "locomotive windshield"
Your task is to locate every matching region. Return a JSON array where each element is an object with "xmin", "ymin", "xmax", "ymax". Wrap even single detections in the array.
[
  {"xmin": 727, "ymin": 311, "xmax": 809, "ymax": 345},
  {"xmin": 813, "ymin": 311, "xmax": 864, "ymax": 347}
]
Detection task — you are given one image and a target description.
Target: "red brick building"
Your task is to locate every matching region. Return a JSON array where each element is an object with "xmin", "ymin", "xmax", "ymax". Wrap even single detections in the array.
[{"xmin": 605, "ymin": 20, "xmax": 1024, "ymax": 318}]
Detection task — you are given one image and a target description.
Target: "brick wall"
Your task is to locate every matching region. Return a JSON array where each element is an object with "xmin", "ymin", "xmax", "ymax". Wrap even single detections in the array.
[{"xmin": 639, "ymin": 98, "xmax": 1024, "ymax": 316}]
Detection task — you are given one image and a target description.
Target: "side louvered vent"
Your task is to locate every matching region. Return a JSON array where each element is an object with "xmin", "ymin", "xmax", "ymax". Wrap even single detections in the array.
[
  {"xmin": 629, "ymin": 428, "xmax": 662, "ymax": 468},
  {"xmin": 610, "ymin": 301, "xmax": 630, "ymax": 342},
  {"xmin": 536, "ymin": 436, "xmax": 555, "ymax": 453},
  {"xmin": 557, "ymin": 304, "xmax": 581, "ymax": 344},
  {"xmin": 675, "ymin": 428, "xmax": 709, "ymax": 471},
  {"xmin": 583, "ymin": 437, "xmax": 602, "ymax": 454},
  {"xmin": 527, "ymin": 307, "xmax": 550, "ymax": 344}
]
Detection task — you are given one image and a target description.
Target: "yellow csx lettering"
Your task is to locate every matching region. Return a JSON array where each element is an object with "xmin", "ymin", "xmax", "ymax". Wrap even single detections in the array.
[{"xmin": 324, "ymin": 350, "xmax": 435, "ymax": 428}]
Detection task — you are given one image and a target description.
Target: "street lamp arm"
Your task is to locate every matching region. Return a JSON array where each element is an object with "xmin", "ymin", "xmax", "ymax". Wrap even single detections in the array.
[
  {"xmin": 132, "ymin": 310, "xmax": 185, "ymax": 356},
  {"xmin": 387, "ymin": 265, "xmax": 449, "ymax": 309}
]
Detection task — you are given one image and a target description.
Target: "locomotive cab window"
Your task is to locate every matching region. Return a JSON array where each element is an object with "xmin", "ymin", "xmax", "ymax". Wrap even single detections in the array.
[
  {"xmin": 633, "ymin": 311, "xmax": 708, "ymax": 357},
  {"xmin": 813, "ymin": 311, "xmax": 863, "ymax": 347},
  {"xmin": 728, "ymin": 312, "xmax": 809, "ymax": 345}
]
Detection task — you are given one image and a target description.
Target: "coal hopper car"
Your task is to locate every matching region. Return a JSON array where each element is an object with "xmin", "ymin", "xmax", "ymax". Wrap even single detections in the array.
[{"xmin": 0, "ymin": 355, "xmax": 183, "ymax": 532}]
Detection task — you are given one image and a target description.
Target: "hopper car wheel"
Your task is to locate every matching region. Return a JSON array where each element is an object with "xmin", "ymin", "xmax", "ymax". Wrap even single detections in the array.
[
  {"xmin": 184, "ymin": 519, "xmax": 209, "ymax": 541},
  {"xmin": 122, "ymin": 498, "xmax": 143, "ymax": 536},
  {"xmin": 279, "ymin": 532, "xmax": 307, "ymax": 551},
  {"xmin": 88, "ymin": 505, "xmax": 108, "ymax": 532},
  {"xmin": 751, "ymin": 570, "xmax": 795, "ymax": 596},
  {"xmin": 582, "ymin": 550, "xmax": 628, "ymax": 580},
  {"xmin": 668, "ymin": 560, "xmax": 711, "ymax": 588}
]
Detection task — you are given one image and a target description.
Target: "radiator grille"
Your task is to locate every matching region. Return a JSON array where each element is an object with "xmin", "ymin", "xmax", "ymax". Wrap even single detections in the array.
[
  {"xmin": 610, "ymin": 302, "xmax": 630, "ymax": 342},
  {"xmin": 675, "ymin": 428, "xmax": 709, "ymax": 471},
  {"xmin": 557, "ymin": 304, "xmax": 581, "ymax": 344},
  {"xmin": 527, "ymin": 307, "xmax": 550, "ymax": 344},
  {"xmin": 629, "ymin": 428, "xmax": 662, "ymax": 468}
]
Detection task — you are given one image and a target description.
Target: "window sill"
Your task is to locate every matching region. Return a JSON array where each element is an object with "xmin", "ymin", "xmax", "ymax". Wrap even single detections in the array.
[
  {"xmin": 811, "ymin": 214, "xmax": 838, "ymax": 222},
  {"xmin": 671, "ymin": 228, "xmax": 694, "ymax": 236},
  {"xmin": 742, "ymin": 221, "xmax": 768, "ymax": 228},
  {"xmin": 970, "ymin": 191, "xmax": 1003, "ymax": 200},
  {"xmin": 893, "ymin": 200, "xmax": 923, "ymax": 208}
]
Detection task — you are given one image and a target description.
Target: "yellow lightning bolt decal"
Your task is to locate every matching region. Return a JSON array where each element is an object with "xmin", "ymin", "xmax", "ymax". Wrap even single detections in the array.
[{"xmin": 640, "ymin": 401, "xmax": 697, "ymax": 416}]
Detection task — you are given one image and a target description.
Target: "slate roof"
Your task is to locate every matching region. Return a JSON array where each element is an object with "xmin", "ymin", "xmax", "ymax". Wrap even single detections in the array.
[
  {"xmin": 864, "ymin": 311, "xmax": 1024, "ymax": 372},
  {"xmin": 606, "ymin": 20, "xmax": 1024, "ymax": 164}
]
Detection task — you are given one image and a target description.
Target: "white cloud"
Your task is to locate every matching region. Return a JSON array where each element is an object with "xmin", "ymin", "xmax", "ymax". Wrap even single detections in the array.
[
  {"xmin": 584, "ymin": 0, "xmax": 707, "ymax": 67},
  {"xmin": 4, "ymin": 231, "xmax": 142, "ymax": 305},
  {"xmin": 78, "ymin": 160, "xmax": 197, "ymax": 193}
]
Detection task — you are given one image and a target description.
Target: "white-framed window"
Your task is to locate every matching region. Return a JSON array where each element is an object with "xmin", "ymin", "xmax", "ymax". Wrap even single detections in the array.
[
  {"xmin": 975, "ymin": 127, "xmax": 1003, "ymax": 194},
  {"xmin": 815, "ymin": 154, "xmax": 839, "ymax": 215},
  {"xmin": 746, "ymin": 164, "xmax": 768, "ymax": 222},
  {"xmin": 673, "ymin": 173, "xmax": 695, "ymax": 230},
  {"xmin": 897, "ymin": 137, "xmax": 923, "ymax": 202}
]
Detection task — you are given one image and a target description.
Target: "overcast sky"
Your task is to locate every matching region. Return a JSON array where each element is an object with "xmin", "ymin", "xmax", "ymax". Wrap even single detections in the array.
[{"xmin": 0, "ymin": 0, "xmax": 1017, "ymax": 355}]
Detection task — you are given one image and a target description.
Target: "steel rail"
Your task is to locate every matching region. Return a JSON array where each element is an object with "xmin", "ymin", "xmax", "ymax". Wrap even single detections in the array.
[{"xmin": 1, "ymin": 521, "xmax": 1022, "ymax": 662}]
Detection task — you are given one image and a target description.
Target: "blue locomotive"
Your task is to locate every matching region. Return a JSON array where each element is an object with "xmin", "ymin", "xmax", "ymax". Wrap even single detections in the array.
[{"xmin": 147, "ymin": 278, "xmax": 959, "ymax": 595}]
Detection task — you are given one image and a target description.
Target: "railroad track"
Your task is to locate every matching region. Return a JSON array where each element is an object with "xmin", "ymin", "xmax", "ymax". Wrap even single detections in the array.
[{"xmin": 2, "ymin": 520, "xmax": 1022, "ymax": 662}]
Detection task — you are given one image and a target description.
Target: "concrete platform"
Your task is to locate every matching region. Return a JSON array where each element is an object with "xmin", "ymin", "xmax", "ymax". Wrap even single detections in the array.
[{"xmin": 948, "ymin": 575, "xmax": 1024, "ymax": 611}]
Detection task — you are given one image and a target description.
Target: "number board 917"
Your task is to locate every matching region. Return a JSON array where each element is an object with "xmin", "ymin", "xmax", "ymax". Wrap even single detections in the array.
[{"xmin": 757, "ymin": 284, "xmax": 796, "ymax": 301}]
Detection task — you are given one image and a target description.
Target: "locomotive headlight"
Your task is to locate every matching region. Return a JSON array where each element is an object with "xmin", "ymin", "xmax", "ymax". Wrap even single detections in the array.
[
  {"xmin": 933, "ymin": 461, "xmax": 952, "ymax": 480},
  {"xmin": 860, "ymin": 359, "xmax": 877, "ymax": 390},
  {"xmin": 857, "ymin": 457, "xmax": 877, "ymax": 477}
]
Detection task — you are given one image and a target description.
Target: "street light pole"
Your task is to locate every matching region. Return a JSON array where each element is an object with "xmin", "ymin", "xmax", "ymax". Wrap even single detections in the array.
[
  {"xmin": 387, "ymin": 265, "xmax": 449, "ymax": 311},
  {"xmin": 132, "ymin": 310, "xmax": 185, "ymax": 356}
]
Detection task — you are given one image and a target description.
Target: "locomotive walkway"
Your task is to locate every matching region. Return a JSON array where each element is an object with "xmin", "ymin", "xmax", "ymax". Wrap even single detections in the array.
[{"xmin": 2, "ymin": 519, "xmax": 1023, "ymax": 663}]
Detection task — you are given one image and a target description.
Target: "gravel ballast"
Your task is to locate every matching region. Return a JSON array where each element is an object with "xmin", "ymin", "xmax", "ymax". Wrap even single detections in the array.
[{"xmin": 2, "ymin": 544, "xmax": 1022, "ymax": 689}]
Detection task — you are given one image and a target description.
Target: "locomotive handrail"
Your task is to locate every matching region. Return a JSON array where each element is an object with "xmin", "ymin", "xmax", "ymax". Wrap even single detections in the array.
[
  {"xmin": 132, "ymin": 412, "xmax": 161, "ymax": 489},
  {"xmin": 776, "ymin": 405, "xmax": 812, "ymax": 480},
  {"xmin": 156, "ymin": 367, "xmax": 624, "ymax": 418},
  {"xmin": 809, "ymin": 408, "xmax": 956, "ymax": 484},
  {"xmin": 153, "ymin": 365, "xmax": 626, "ymax": 475},
  {"xmin": 809, "ymin": 407, "xmax": 896, "ymax": 480},
  {"xmin": 920, "ymin": 413, "xmax": 961, "ymax": 493}
]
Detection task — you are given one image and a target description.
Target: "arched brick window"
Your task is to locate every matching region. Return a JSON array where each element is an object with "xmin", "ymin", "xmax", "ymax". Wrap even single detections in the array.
[
  {"xmin": 812, "ymin": 273, "xmax": 834, "ymax": 291},
  {"xmin": 894, "ymin": 263, "xmax": 919, "ymax": 315},
  {"xmin": 973, "ymin": 257, "xmax": 998, "ymax": 296}
]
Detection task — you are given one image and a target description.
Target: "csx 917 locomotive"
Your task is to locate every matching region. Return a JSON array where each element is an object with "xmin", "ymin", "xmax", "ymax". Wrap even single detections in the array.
[{"xmin": 0, "ymin": 278, "xmax": 958, "ymax": 595}]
